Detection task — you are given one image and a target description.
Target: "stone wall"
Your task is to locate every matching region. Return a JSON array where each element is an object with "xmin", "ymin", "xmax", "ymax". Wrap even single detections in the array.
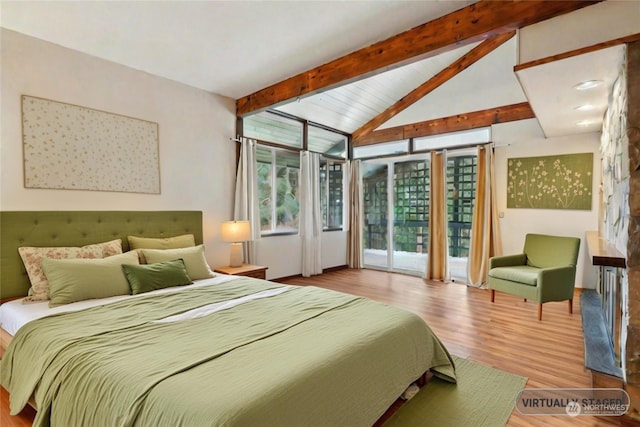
[
  {"xmin": 600, "ymin": 39, "xmax": 640, "ymax": 420},
  {"xmin": 601, "ymin": 51, "xmax": 629, "ymax": 252},
  {"xmin": 601, "ymin": 43, "xmax": 630, "ymax": 369}
]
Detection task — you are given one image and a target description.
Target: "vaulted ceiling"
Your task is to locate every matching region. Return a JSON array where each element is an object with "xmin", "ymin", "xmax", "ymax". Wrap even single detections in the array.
[
  {"xmin": 237, "ymin": 0, "xmax": 625, "ymax": 146},
  {"xmin": 2, "ymin": 0, "xmax": 633, "ymax": 146}
]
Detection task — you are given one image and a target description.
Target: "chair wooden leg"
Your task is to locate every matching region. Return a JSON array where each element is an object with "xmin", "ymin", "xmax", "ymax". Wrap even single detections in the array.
[
  {"xmin": 538, "ymin": 304, "xmax": 542, "ymax": 321},
  {"xmin": 490, "ymin": 289, "xmax": 495, "ymax": 303},
  {"xmin": 568, "ymin": 299, "xmax": 573, "ymax": 314}
]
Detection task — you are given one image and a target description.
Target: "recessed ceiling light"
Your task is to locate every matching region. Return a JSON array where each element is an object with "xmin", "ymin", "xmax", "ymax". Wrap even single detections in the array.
[
  {"xmin": 575, "ymin": 104, "xmax": 595, "ymax": 111},
  {"xmin": 574, "ymin": 80, "xmax": 603, "ymax": 90}
]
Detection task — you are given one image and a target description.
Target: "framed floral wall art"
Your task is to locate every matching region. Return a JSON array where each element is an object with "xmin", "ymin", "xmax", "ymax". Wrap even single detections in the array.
[
  {"xmin": 22, "ymin": 95, "xmax": 160, "ymax": 194},
  {"xmin": 507, "ymin": 152, "xmax": 593, "ymax": 210}
]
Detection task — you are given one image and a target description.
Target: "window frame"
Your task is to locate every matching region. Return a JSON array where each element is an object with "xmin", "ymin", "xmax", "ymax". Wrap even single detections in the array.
[
  {"xmin": 308, "ymin": 124, "xmax": 348, "ymax": 160},
  {"xmin": 242, "ymin": 111, "xmax": 349, "ymax": 237},
  {"xmin": 446, "ymin": 152, "xmax": 478, "ymax": 258},
  {"xmin": 256, "ymin": 144, "xmax": 301, "ymax": 237},
  {"xmin": 320, "ymin": 156, "xmax": 346, "ymax": 232},
  {"xmin": 242, "ymin": 110, "xmax": 304, "ymax": 149}
]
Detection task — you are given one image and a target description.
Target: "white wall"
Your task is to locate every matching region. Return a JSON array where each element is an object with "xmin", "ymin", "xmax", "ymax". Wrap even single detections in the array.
[
  {"xmin": 519, "ymin": 1, "xmax": 639, "ymax": 64},
  {"xmin": 256, "ymin": 235, "xmax": 302, "ymax": 280},
  {"xmin": 256, "ymin": 232, "xmax": 347, "ymax": 280},
  {"xmin": 492, "ymin": 119, "xmax": 600, "ymax": 289},
  {"xmin": 1, "ymin": 29, "xmax": 237, "ymax": 268}
]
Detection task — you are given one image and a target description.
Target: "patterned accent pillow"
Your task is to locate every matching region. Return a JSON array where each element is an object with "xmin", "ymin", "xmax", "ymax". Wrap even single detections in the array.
[{"xmin": 19, "ymin": 239, "xmax": 123, "ymax": 303}]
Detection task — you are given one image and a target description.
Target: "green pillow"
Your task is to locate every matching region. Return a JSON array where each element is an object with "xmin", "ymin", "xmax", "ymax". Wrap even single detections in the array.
[
  {"xmin": 127, "ymin": 234, "xmax": 195, "ymax": 250},
  {"xmin": 128, "ymin": 234, "xmax": 196, "ymax": 264},
  {"xmin": 122, "ymin": 259, "xmax": 193, "ymax": 295},
  {"xmin": 140, "ymin": 245, "xmax": 214, "ymax": 280},
  {"xmin": 42, "ymin": 251, "xmax": 140, "ymax": 307}
]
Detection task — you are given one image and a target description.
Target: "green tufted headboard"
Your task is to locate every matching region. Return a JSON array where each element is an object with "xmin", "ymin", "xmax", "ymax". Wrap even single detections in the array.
[{"xmin": 0, "ymin": 211, "xmax": 203, "ymax": 300}]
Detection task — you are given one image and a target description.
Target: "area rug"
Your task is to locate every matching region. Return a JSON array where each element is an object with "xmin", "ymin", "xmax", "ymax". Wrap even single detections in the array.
[{"xmin": 384, "ymin": 356, "xmax": 528, "ymax": 427}]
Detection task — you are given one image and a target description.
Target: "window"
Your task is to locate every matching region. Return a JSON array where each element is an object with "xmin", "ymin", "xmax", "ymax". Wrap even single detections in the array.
[
  {"xmin": 257, "ymin": 145, "xmax": 300, "ymax": 234},
  {"xmin": 361, "ymin": 157, "xmax": 430, "ymax": 275},
  {"xmin": 320, "ymin": 159, "xmax": 344, "ymax": 230},
  {"xmin": 353, "ymin": 140, "xmax": 408, "ymax": 159},
  {"xmin": 393, "ymin": 160, "xmax": 430, "ymax": 254},
  {"xmin": 311, "ymin": 126, "xmax": 346, "ymax": 230},
  {"xmin": 362, "ymin": 163, "xmax": 388, "ymax": 252},
  {"xmin": 308, "ymin": 126, "xmax": 347, "ymax": 159},
  {"xmin": 414, "ymin": 127, "xmax": 490, "ymax": 152},
  {"xmin": 243, "ymin": 111, "xmax": 303, "ymax": 148},
  {"xmin": 361, "ymin": 151, "xmax": 477, "ymax": 277},
  {"xmin": 244, "ymin": 111, "xmax": 347, "ymax": 236},
  {"xmin": 447, "ymin": 155, "xmax": 477, "ymax": 257}
]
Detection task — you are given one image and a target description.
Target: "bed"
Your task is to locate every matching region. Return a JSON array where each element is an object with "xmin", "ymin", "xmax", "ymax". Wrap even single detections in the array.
[{"xmin": 0, "ymin": 211, "xmax": 456, "ymax": 427}]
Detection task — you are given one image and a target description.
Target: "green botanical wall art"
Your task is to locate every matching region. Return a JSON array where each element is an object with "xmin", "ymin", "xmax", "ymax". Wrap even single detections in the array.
[{"xmin": 507, "ymin": 152, "xmax": 593, "ymax": 210}]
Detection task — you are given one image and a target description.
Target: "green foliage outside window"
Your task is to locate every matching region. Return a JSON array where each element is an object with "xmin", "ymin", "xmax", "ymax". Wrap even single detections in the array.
[
  {"xmin": 363, "ymin": 155, "xmax": 477, "ymax": 258},
  {"xmin": 447, "ymin": 155, "xmax": 477, "ymax": 257},
  {"xmin": 363, "ymin": 164, "xmax": 389, "ymax": 251},
  {"xmin": 257, "ymin": 162, "xmax": 273, "ymax": 230},
  {"xmin": 393, "ymin": 161, "xmax": 429, "ymax": 253},
  {"xmin": 257, "ymin": 146, "xmax": 299, "ymax": 233},
  {"xmin": 275, "ymin": 166, "xmax": 299, "ymax": 228},
  {"xmin": 320, "ymin": 160, "xmax": 343, "ymax": 229}
]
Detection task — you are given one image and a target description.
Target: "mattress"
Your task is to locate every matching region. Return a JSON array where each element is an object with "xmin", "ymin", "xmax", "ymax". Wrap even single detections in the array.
[{"xmin": 1, "ymin": 276, "xmax": 456, "ymax": 427}]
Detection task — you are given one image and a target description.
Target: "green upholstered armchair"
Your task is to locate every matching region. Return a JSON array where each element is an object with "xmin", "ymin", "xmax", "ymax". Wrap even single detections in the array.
[{"xmin": 488, "ymin": 233, "xmax": 580, "ymax": 320}]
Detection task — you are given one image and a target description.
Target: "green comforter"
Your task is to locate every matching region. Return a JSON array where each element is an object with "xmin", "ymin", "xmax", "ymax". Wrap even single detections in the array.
[{"xmin": 1, "ymin": 278, "xmax": 455, "ymax": 427}]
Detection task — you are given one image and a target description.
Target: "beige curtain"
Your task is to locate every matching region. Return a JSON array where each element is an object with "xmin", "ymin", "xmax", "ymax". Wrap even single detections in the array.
[
  {"xmin": 233, "ymin": 137, "xmax": 261, "ymax": 264},
  {"xmin": 467, "ymin": 144, "xmax": 502, "ymax": 287},
  {"xmin": 426, "ymin": 150, "xmax": 449, "ymax": 281},
  {"xmin": 347, "ymin": 160, "xmax": 363, "ymax": 268}
]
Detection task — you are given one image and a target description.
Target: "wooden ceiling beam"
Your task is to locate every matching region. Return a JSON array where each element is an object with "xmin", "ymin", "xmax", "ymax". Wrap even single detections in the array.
[
  {"xmin": 236, "ymin": 0, "xmax": 600, "ymax": 117},
  {"xmin": 514, "ymin": 32, "xmax": 640, "ymax": 72},
  {"xmin": 352, "ymin": 31, "xmax": 516, "ymax": 142},
  {"xmin": 353, "ymin": 102, "xmax": 535, "ymax": 147}
]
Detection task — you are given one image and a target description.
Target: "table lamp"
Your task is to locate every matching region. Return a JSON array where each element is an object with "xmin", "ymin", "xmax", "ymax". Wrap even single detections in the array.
[{"xmin": 221, "ymin": 220, "xmax": 251, "ymax": 267}]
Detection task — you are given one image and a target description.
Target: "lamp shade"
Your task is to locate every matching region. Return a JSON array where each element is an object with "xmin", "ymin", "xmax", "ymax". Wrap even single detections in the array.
[{"xmin": 221, "ymin": 220, "xmax": 251, "ymax": 243}]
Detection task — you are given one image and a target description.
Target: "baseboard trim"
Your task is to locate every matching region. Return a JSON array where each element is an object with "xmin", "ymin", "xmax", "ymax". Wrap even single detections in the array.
[{"xmin": 271, "ymin": 265, "xmax": 348, "ymax": 283}]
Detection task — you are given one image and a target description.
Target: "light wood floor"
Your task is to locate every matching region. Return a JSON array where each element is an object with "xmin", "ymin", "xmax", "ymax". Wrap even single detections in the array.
[
  {"xmin": 280, "ymin": 268, "xmax": 637, "ymax": 427},
  {"xmin": 2, "ymin": 268, "xmax": 637, "ymax": 426}
]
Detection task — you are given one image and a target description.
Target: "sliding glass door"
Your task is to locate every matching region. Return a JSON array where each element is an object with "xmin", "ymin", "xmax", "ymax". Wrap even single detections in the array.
[
  {"xmin": 362, "ymin": 162, "xmax": 389, "ymax": 269},
  {"xmin": 392, "ymin": 160, "xmax": 429, "ymax": 274},
  {"xmin": 361, "ymin": 152, "xmax": 477, "ymax": 280},
  {"xmin": 446, "ymin": 154, "xmax": 477, "ymax": 282},
  {"xmin": 362, "ymin": 157, "xmax": 429, "ymax": 275}
]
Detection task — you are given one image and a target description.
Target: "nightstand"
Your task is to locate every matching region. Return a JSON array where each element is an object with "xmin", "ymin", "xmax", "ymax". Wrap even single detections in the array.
[{"xmin": 214, "ymin": 264, "xmax": 268, "ymax": 280}]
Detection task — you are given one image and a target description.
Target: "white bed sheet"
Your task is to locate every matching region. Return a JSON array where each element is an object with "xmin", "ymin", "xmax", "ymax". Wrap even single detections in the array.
[{"xmin": 0, "ymin": 274, "xmax": 244, "ymax": 336}]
